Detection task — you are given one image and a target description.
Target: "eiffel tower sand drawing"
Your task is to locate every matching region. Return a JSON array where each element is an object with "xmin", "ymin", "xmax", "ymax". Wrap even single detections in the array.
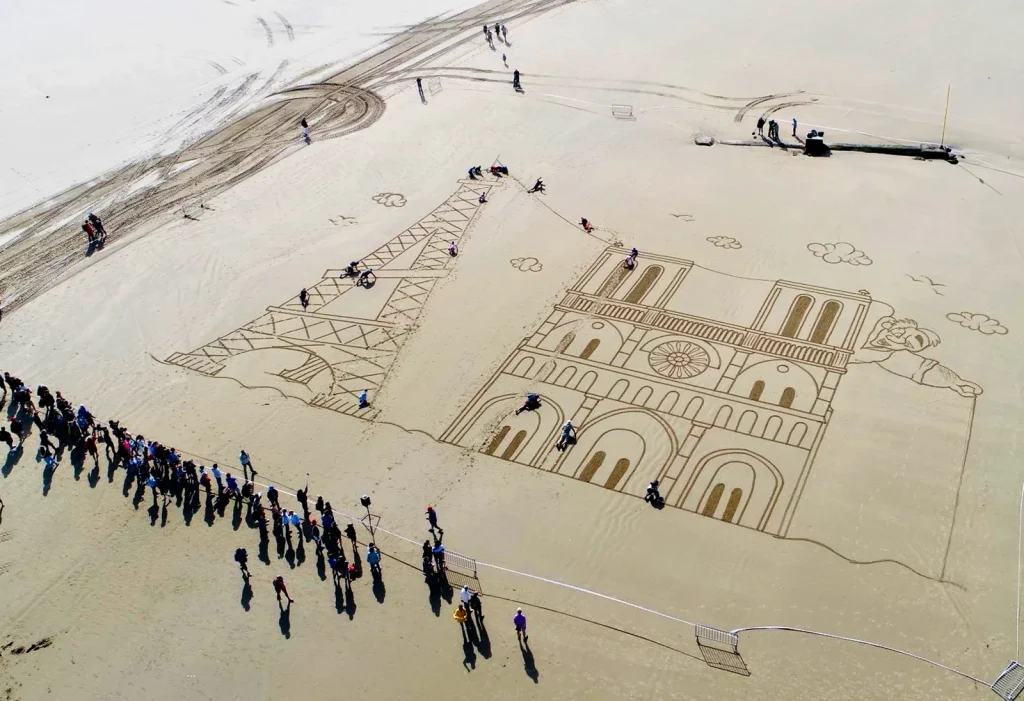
[{"xmin": 166, "ymin": 179, "xmax": 497, "ymax": 418}]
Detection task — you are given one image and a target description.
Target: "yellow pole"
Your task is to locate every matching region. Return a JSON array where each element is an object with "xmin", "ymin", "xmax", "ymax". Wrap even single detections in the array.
[{"xmin": 940, "ymin": 85, "xmax": 951, "ymax": 146}]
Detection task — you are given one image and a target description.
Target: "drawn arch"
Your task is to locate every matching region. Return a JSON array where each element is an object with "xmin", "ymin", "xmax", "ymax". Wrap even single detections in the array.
[
  {"xmin": 683, "ymin": 449, "xmax": 783, "ymax": 530},
  {"xmin": 512, "ymin": 356, "xmax": 534, "ymax": 377},
  {"xmin": 447, "ymin": 392, "xmax": 565, "ymax": 467},
  {"xmin": 609, "ymin": 379, "xmax": 630, "ymax": 401},
  {"xmin": 574, "ymin": 371, "xmax": 598, "ymax": 393},
  {"xmin": 555, "ymin": 366, "xmax": 577, "ymax": 387},
  {"xmin": 762, "ymin": 415, "xmax": 783, "ymax": 441},
  {"xmin": 540, "ymin": 320, "xmax": 624, "ymax": 361},
  {"xmin": 682, "ymin": 396, "xmax": 704, "ymax": 420},
  {"xmin": 658, "ymin": 391, "xmax": 680, "ymax": 414},
  {"xmin": 633, "ymin": 386, "xmax": 654, "ymax": 406},
  {"xmin": 623, "ymin": 265, "xmax": 664, "ymax": 304},
  {"xmin": 557, "ymin": 407, "xmax": 679, "ymax": 495},
  {"xmin": 736, "ymin": 410, "xmax": 757, "ymax": 435}
]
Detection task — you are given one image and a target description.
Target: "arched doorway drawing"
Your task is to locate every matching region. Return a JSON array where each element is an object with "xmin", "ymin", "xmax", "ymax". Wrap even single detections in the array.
[
  {"xmin": 559, "ymin": 408, "xmax": 677, "ymax": 496},
  {"xmin": 682, "ymin": 450, "xmax": 783, "ymax": 530}
]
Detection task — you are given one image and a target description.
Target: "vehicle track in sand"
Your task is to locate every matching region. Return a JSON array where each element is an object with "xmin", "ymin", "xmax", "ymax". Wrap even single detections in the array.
[{"xmin": 0, "ymin": 0, "xmax": 573, "ymax": 317}]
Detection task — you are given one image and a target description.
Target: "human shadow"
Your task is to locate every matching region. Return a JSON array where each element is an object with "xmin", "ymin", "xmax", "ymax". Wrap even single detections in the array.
[
  {"xmin": 258, "ymin": 535, "xmax": 271, "ymax": 566},
  {"xmin": 106, "ymin": 456, "xmax": 119, "ymax": 483},
  {"xmin": 521, "ymin": 640, "xmax": 539, "ymax": 683},
  {"xmin": 87, "ymin": 463, "xmax": 101, "ymax": 488},
  {"xmin": 70, "ymin": 446, "xmax": 85, "ymax": 480},
  {"xmin": 316, "ymin": 549, "xmax": 327, "ymax": 581},
  {"xmin": 160, "ymin": 499, "xmax": 170, "ymax": 527},
  {"xmin": 427, "ymin": 576, "xmax": 442, "ymax": 616},
  {"xmin": 334, "ymin": 580, "xmax": 347, "ymax": 615},
  {"xmin": 296, "ymin": 537, "xmax": 305, "ymax": 567},
  {"xmin": 284, "ymin": 540, "xmax": 296, "ymax": 569},
  {"xmin": 2, "ymin": 446, "xmax": 23, "ymax": 478},
  {"xmin": 462, "ymin": 638, "xmax": 477, "ymax": 671},
  {"xmin": 241, "ymin": 576, "xmax": 254, "ymax": 611},
  {"xmin": 371, "ymin": 568, "xmax": 386, "ymax": 603},
  {"xmin": 345, "ymin": 584, "xmax": 357, "ymax": 619},
  {"xmin": 468, "ymin": 618, "xmax": 491, "ymax": 659},
  {"xmin": 278, "ymin": 601, "xmax": 291, "ymax": 638},
  {"xmin": 231, "ymin": 498, "xmax": 243, "ymax": 530},
  {"xmin": 204, "ymin": 492, "xmax": 216, "ymax": 526},
  {"xmin": 132, "ymin": 480, "xmax": 147, "ymax": 510}
]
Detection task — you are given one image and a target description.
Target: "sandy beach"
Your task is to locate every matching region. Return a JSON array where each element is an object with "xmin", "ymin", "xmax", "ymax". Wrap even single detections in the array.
[{"xmin": 2, "ymin": 0, "xmax": 1024, "ymax": 699}]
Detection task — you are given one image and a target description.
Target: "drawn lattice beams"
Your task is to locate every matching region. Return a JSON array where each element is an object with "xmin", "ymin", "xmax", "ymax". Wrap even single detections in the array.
[
  {"xmin": 167, "ymin": 179, "xmax": 497, "ymax": 419},
  {"xmin": 378, "ymin": 278, "xmax": 437, "ymax": 324}
]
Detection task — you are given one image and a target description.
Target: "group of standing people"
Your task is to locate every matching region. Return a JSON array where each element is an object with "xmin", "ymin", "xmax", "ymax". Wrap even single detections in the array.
[
  {"xmin": 3, "ymin": 366, "xmax": 542, "ymax": 659},
  {"xmin": 81, "ymin": 213, "xmax": 107, "ymax": 245}
]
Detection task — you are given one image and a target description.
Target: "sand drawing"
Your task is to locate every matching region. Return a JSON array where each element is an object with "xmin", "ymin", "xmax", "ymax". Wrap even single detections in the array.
[
  {"xmin": 442, "ymin": 247, "xmax": 982, "ymax": 537},
  {"xmin": 510, "ymin": 257, "xmax": 543, "ymax": 272},
  {"xmin": 372, "ymin": 193, "xmax": 407, "ymax": 208},
  {"xmin": 807, "ymin": 242, "xmax": 872, "ymax": 266},
  {"xmin": 706, "ymin": 236, "xmax": 742, "ymax": 249},
  {"xmin": 167, "ymin": 180, "xmax": 495, "ymax": 416},
  {"xmin": 906, "ymin": 274, "xmax": 945, "ymax": 295},
  {"xmin": 329, "ymin": 215, "xmax": 358, "ymax": 226},
  {"xmin": 669, "ymin": 213, "xmax": 694, "ymax": 221},
  {"xmin": 946, "ymin": 311, "xmax": 1008, "ymax": 335}
]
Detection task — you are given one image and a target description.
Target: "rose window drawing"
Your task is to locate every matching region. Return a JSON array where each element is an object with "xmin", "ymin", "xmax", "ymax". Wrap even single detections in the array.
[{"xmin": 648, "ymin": 341, "xmax": 710, "ymax": 379}]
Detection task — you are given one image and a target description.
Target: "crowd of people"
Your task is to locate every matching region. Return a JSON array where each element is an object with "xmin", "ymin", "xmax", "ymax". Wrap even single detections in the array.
[{"xmin": 1, "ymin": 368, "xmax": 544, "ymax": 659}]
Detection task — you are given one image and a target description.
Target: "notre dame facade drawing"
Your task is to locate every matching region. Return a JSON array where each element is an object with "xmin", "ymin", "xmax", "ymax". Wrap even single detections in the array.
[{"xmin": 442, "ymin": 247, "xmax": 874, "ymax": 536}]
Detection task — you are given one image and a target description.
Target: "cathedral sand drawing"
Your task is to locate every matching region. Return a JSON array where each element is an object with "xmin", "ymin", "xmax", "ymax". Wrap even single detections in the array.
[{"xmin": 3, "ymin": 1, "xmax": 1024, "ymax": 700}]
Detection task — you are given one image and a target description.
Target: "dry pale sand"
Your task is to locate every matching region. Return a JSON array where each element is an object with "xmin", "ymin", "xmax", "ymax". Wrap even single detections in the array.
[{"xmin": 2, "ymin": 0, "xmax": 1024, "ymax": 700}]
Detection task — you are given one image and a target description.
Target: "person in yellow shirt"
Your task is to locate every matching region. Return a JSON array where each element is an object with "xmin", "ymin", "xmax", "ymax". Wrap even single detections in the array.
[{"xmin": 453, "ymin": 604, "xmax": 469, "ymax": 641}]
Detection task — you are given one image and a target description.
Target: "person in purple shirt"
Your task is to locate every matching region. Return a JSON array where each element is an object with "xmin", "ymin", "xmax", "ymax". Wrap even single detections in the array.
[{"xmin": 513, "ymin": 608, "xmax": 528, "ymax": 643}]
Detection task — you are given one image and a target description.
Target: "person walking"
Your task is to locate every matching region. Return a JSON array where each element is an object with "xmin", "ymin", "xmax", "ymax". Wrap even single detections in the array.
[
  {"xmin": 359, "ymin": 389, "xmax": 370, "ymax": 408},
  {"xmin": 469, "ymin": 591, "xmax": 484, "ymax": 620},
  {"xmin": 416, "ymin": 77, "xmax": 426, "ymax": 104},
  {"xmin": 502, "ymin": 25, "xmax": 508, "ymax": 42},
  {"xmin": 239, "ymin": 449, "xmax": 255, "ymax": 481},
  {"xmin": 273, "ymin": 575, "xmax": 293, "ymax": 604},
  {"xmin": 367, "ymin": 543, "xmax": 382, "ymax": 574},
  {"xmin": 756, "ymin": 115, "xmax": 766, "ymax": 137},
  {"xmin": 454, "ymin": 604, "xmax": 470, "ymax": 640},
  {"xmin": 514, "ymin": 608, "xmax": 528, "ymax": 642},
  {"xmin": 299, "ymin": 288, "xmax": 310, "ymax": 310},
  {"xmin": 425, "ymin": 505, "xmax": 443, "ymax": 536},
  {"xmin": 460, "ymin": 586, "xmax": 472, "ymax": 607},
  {"xmin": 267, "ymin": 484, "xmax": 280, "ymax": 508},
  {"xmin": 82, "ymin": 221, "xmax": 96, "ymax": 244},
  {"xmin": 0, "ymin": 426, "xmax": 13, "ymax": 452},
  {"xmin": 212, "ymin": 464, "xmax": 223, "ymax": 492},
  {"xmin": 234, "ymin": 547, "xmax": 250, "ymax": 577},
  {"xmin": 300, "ymin": 118, "xmax": 311, "ymax": 144},
  {"xmin": 792, "ymin": 117, "xmax": 798, "ymax": 137}
]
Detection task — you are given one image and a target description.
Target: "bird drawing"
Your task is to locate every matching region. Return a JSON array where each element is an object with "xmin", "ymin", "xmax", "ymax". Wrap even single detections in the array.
[{"xmin": 906, "ymin": 274, "xmax": 945, "ymax": 295}]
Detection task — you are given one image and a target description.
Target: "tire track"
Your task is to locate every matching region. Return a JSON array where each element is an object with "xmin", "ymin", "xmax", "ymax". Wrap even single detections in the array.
[
  {"xmin": 734, "ymin": 92, "xmax": 804, "ymax": 122},
  {"xmin": 256, "ymin": 16, "xmax": 274, "ymax": 47},
  {"xmin": 0, "ymin": 0, "xmax": 575, "ymax": 318},
  {"xmin": 275, "ymin": 12, "xmax": 295, "ymax": 41}
]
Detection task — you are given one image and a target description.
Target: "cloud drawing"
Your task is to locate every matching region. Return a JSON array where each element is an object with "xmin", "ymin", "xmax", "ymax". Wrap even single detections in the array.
[
  {"xmin": 807, "ymin": 242, "xmax": 872, "ymax": 266},
  {"xmin": 706, "ymin": 236, "xmax": 742, "ymax": 249},
  {"xmin": 510, "ymin": 257, "xmax": 543, "ymax": 273},
  {"xmin": 946, "ymin": 312, "xmax": 1007, "ymax": 335},
  {"xmin": 372, "ymin": 193, "xmax": 406, "ymax": 208}
]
